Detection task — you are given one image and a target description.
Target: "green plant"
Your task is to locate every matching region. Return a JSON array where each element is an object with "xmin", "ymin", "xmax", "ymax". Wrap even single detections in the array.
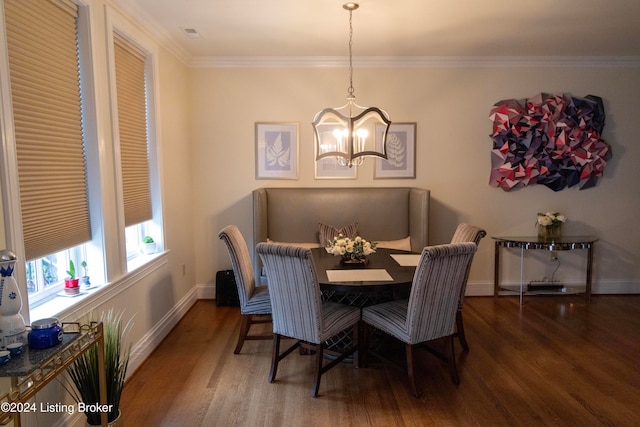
[
  {"xmin": 81, "ymin": 260, "xmax": 88, "ymax": 277},
  {"xmin": 142, "ymin": 236, "xmax": 154, "ymax": 244},
  {"xmin": 66, "ymin": 260, "xmax": 76, "ymax": 279},
  {"xmin": 66, "ymin": 310, "xmax": 132, "ymax": 425}
]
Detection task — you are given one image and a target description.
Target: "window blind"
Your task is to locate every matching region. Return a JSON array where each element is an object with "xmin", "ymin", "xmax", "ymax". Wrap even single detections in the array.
[
  {"xmin": 113, "ymin": 32, "xmax": 152, "ymax": 227},
  {"xmin": 4, "ymin": 0, "xmax": 91, "ymax": 260}
]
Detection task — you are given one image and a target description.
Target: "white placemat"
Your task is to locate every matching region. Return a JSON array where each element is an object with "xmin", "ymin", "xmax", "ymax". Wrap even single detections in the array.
[
  {"xmin": 326, "ymin": 269, "xmax": 393, "ymax": 282},
  {"xmin": 390, "ymin": 254, "xmax": 421, "ymax": 266}
]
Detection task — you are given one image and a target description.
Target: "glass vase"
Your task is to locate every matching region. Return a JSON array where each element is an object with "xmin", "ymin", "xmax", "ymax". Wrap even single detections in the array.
[{"xmin": 538, "ymin": 223, "xmax": 562, "ymax": 241}]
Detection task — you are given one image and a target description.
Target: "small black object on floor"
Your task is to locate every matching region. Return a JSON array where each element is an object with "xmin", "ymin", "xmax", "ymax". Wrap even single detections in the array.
[{"xmin": 216, "ymin": 269, "xmax": 240, "ymax": 306}]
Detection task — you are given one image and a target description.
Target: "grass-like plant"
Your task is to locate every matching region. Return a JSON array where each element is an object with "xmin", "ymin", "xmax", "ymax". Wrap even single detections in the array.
[{"xmin": 66, "ymin": 310, "xmax": 132, "ymax": 425}]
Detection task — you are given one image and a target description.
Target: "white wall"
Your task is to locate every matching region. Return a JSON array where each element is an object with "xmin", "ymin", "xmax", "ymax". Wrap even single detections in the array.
[{"xmin": 190, "ymin": 65, "xmax": 640, "ymax": 295}]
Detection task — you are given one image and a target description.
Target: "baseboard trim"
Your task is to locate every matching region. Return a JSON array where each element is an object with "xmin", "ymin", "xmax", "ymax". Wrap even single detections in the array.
[
  {"xmin": 466, "ymin": 280, "xmax": 640, "ymax": 296},
  {"xmin": 197, "ymin": 283, "xmax": 216, "ymax": 299}
]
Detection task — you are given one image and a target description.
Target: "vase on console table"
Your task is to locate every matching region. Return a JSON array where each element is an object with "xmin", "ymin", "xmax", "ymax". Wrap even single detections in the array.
[
  {"xmin": 538, "ymin": 224, "xmax": 562, "ymax": 241},
  {"xmin": 536, "ymin": 212, "xmax": 566, "ymax": 241}
]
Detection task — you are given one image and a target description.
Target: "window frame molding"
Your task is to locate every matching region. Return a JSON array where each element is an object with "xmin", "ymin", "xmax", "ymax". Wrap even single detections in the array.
[
  {"xmin": 105, "ymin": 5, "xmax": 165, "ymax": 272},
  {"xmin": 0, "ymin": 13, "xmax": 27, "ymax": 319},
  {"xmin": 0, "ymin": 0, "xmax": 106, "ymax": 322},
  {"xmin": 0, "ymin": 0, "xmax": 165, "ymax": 321}
]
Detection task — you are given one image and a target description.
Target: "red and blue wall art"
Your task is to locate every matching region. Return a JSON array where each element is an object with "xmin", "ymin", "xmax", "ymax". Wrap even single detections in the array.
[{"xmin": 489, "ymin": 93, "xmax": 612, "ymax": 192}]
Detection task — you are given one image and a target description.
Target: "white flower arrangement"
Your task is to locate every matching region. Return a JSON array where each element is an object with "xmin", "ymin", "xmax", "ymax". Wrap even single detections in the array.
[
  {"xmin": 325, "ymin": 233, "xmax": 377, "ymax": 260},
  {"xmin": 536, "ymin": 212, "xmax": 567, "ymax": 227}
]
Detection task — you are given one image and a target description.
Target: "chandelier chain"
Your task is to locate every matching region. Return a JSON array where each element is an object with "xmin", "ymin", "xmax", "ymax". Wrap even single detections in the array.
[{"xmin": 347, "ymin": 8, "xmax": 354, "ymax": 99}]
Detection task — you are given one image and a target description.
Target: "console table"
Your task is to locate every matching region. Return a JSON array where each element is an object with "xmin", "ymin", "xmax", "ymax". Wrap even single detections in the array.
[
  {"xmin": 493, "ymin": 235, "xmax": 598, "ymax": 305},
  {"xmin": 0, "ymin": 322, "xmax": 107, "ymax": 427}
]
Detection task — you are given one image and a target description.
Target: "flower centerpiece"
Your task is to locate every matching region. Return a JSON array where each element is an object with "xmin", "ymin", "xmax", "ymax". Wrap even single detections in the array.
[
  {"xmin": 326, "ymin": 234, "xmax": 377, "ymax": 266},
  {"xmin": 536, "ymin": 212, "xmax": 566, "ymax": 240}
]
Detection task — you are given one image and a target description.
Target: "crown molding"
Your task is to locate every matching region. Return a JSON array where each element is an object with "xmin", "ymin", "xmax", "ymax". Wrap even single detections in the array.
[
  {"xmin": 107, "ymin": 1, "xmax": 640, "ymax": 70},
  {"xmin": 189, "ymin": 55, "xmax": 640, "ymax": 69},
  {"xmin": 108, "ymin": 0, "xmax": 191, "ymax": 65}
]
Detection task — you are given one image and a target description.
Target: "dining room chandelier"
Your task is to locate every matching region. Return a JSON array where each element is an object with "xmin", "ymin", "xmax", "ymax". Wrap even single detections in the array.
[{"xmin": 312, "ymin": 3, "xmax": 391, "ymax": 168}]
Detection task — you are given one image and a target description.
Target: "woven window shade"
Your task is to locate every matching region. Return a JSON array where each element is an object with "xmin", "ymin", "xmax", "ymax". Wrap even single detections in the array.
[
  {"xmin": 114, "ymin": 33, "xmax": 152, "ymax": 227},
  {"xmin": 4, "ymin": 0, "xmax": 91, "ymax": 261}
]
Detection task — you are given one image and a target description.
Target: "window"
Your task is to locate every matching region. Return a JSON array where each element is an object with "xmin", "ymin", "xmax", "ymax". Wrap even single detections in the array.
[
  {"xmin": 26, "ymin": 246, "xmax": 87, "ymax": 306},
  {"xmin": 4, "ymin": 0, "xmax": 91, "ymax": 260},
  {"xmin": 2, "ymin": 0, "xmax": 98, "ymax": 307},
  {"xmin": 0, "ymin": 2, "xmax": 164, "ymax": 316},
  {"xmin": 110, "ymin": 28, "xmax": 163, "ymax": 270}
]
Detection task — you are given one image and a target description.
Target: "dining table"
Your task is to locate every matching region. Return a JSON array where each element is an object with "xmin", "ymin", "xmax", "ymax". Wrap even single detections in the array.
[
  {"xmin": 311, "ymin": 247, "xmax": 420, "ymax": 364},
  {"xmin": 312, "ymin": 247, "xmax": 418, "ymax": 294}
]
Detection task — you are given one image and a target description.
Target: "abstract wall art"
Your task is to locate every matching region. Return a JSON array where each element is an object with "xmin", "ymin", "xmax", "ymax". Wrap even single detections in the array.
[{"xmin": 489, "ymin": 93, "xmax": 612, "ymax": 192}]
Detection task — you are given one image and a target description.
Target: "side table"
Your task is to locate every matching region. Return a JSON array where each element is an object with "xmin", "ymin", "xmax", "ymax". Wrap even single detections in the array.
[
  {"xmin": 0, "ymin": 322, "xmax": 107, "ymax": 427},
  {"xmin": 493, "ymin": 235, "xmax": 598, "ymax": 305}
]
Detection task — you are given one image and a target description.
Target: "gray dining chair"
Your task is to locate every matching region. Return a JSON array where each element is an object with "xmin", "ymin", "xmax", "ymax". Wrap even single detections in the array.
[
  {"xmin": 361, "ymin": 242, "xmax": 478, "ymax": 397},
  {"xmin": 256, "ymin": 242, "xmax": 361, "ymax": 397},
  {"xmin": 218, "ymin": 225, "xmax": 272, "ymax": 354},
  {"xmin": 450, "ymin": 223, "xmax": 486, "ymax": 351}
]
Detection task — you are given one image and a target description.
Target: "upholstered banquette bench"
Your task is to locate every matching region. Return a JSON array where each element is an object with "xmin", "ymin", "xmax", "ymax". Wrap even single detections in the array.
[{"xmin": 252, "ymin": 187, "xmax": 429, "ymax": 279}]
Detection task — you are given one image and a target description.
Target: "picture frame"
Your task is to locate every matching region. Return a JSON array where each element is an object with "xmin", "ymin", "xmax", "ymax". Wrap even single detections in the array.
[
  {"xmin": 314, "ymin": 156, "xmax": 357, "ymax": 179},
  {"xmin": 374, "ymin": 122, "xmax": 416, "ymax": 179},
  {"xmin": 255, "ymin": 123, "xmax": 299, "ymax": 179}
]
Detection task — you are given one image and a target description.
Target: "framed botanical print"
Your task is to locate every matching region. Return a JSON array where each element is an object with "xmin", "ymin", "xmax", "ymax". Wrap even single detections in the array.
[
  {"xmin": 374, "ymin": 123, "xmax": 416, "ymax": 179},
  {"xmin": 255, "ymin": 123, "xmax": 299, "ymax": 179},
  {"xmin": 314, "ymin": 156, "xmax": 357, "ymax": 179}
]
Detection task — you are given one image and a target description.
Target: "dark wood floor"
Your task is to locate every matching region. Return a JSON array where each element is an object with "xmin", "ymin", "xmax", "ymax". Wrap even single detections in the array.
[{"xmin": 120, "ymin": 295, "xmax": 640, "ymax": 426}]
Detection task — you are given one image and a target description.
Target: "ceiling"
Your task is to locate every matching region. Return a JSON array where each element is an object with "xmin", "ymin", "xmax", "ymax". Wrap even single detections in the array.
[{"xmin": 113, "ymin": 0, "xmax": 640, "ymax": 64}]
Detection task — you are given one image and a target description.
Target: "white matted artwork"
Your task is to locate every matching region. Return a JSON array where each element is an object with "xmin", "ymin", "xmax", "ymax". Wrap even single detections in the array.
[
  {"xmin": 255, "ymin": 123, "xmax": 299, "ymax": 179},
  {"xmin": 314, "ymin": 156, "xmax": 357, "ymax": 179},
  {"xmin": 374, "ymin": 123, "xmax": 416, "ymax": 179}
]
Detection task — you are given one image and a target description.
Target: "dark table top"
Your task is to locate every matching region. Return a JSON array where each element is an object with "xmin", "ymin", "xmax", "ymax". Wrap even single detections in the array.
[
  {"xmin": 0, "ymin": 333, "xmax": 80, "ymax": 377},
  {"xmin": 311, "ymin": 247, "xmax": 417, "ymax": 293}
]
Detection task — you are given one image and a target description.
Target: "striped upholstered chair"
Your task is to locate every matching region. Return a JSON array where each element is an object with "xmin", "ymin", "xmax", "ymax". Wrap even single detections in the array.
[
  {"xmin": 450, "ymin": 223, "xmax": 486, "ymax": 352},
  {"xmin": 361, "ymin": 242, "xmax": 478, "ymax": 397},
  {"xmin": 256, "ymin": 242, "xmax": 361, "ymax": 397},
  {"xmin": 218, "ymin": 225, "xmax": 272, "ymax": 354}
]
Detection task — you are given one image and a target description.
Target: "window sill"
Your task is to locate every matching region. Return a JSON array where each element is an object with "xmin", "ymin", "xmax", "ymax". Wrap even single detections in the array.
[
  {"xmin": 29, "ymin": 251, "xmax": 168, "ymax": 322},
  {"xmin": 29, "ymin": 285, "xmax": 104, "ymax": 321}
]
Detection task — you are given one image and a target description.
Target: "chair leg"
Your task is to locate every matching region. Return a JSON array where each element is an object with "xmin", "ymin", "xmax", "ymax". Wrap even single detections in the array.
[
  {"xmin": 456, "ymin": 309, "xmax": 469, "ymax": 352},
  {"xmin": 361, "ymin": 322, "xmax": 369, "ymax": 367},
  {"xmin": 234, "ymin": 314, "xmax": 251, "ymax": 354},
  {"xmin": 447, "ymin": 335, "xmax": 460, "ymax": 385},
  {"xmin": 353, "ymin": 320, "xmax": 361, "ymax": 368},
  {"xmin": 405, "ymin": 343, "xmax": 419, "ymax": 397},
  {"xmin": 311, "ymin": 343, "xmax": 324, "ymax": 397},
  {"xmin": 309, "ymin": 324, "xmax": 359, "ymax": 397},
  {"xmin": 269, "ymin": 335, "xmax": 301, "ymax": 384},
  {"xmin": 269, "ymin": 334, "xmax": 281, "ymax": 383}
]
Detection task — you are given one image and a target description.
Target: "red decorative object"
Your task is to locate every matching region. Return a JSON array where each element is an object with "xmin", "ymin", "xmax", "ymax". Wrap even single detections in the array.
[
  {"xmin": 489, "ymin": 93, "xmax": 612, "ymax": 192},
  {"xmin": 64, "ymin": 278, "xmax": 80, "ymax": 295}
]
